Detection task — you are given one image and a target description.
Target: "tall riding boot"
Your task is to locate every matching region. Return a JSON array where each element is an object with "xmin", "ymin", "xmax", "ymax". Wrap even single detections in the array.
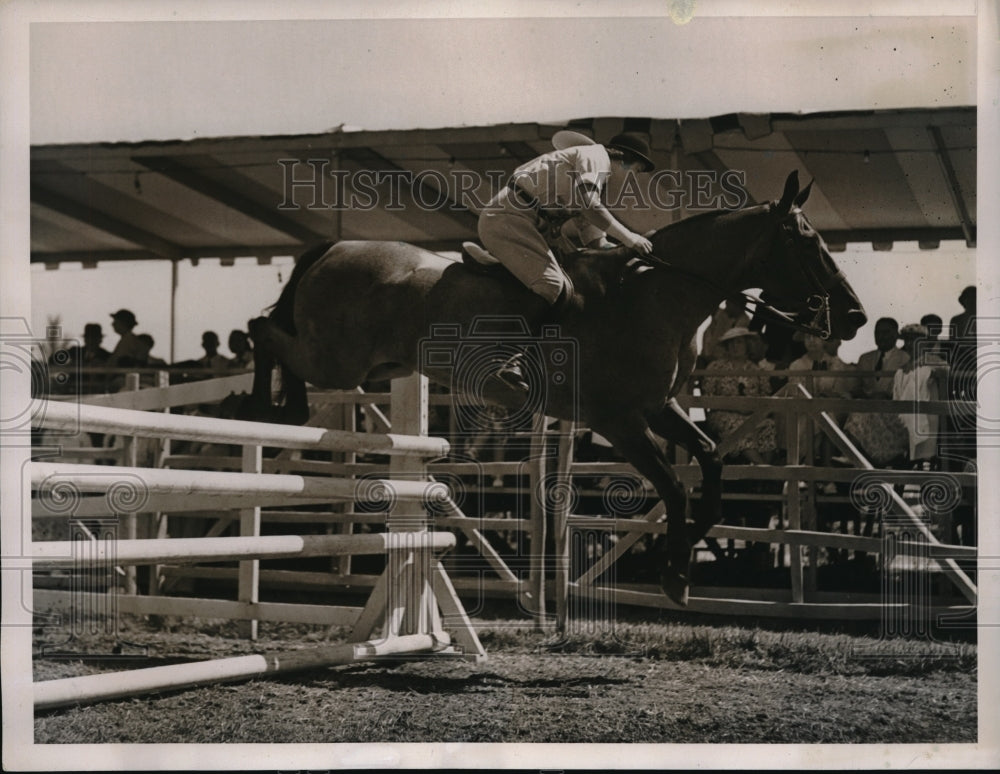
[{"xmin": 494, "ymin": 286, "xmax": 571, "ymax": 392}]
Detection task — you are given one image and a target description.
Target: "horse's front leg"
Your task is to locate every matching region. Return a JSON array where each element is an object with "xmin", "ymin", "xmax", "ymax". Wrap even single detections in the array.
[
  {"xmin": 593, "ymin": 413, "xmax": 692, "ymax": 606},
  {"xmin": 647, "ymin": 398, "xmax": 724, "ymax": 554}
]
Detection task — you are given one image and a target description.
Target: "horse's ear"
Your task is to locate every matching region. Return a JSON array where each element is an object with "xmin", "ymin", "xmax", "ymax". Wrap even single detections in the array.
[
  {"xmin": 775, "ymin": 170, "xmax": 799, "ymax": 215},
  {"xmin": 793, "ymin": 179, "xmax": 814, "ymax": 209}
]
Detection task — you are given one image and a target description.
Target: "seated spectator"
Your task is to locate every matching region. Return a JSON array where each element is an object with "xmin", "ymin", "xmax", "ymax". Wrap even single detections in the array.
[
  {"xmin": 699, "ymin": 294, "xmax": 751, "ymax": 368},
  {"xmin": 894, "ymin": 323, "xmax": 949, "ymax": 467},
  {"xmin": 701, "ymin": 327, "xmax": 777, "ymax": 464},
  {"xmin": 822, "ymin": 337, "xmax": 861, "ymax": 398},
  {"xmin": 844, "ymin": 317, "xmax": 910, "ymax": 466},
  {"xmin": 227, "ymin": 329, "xmax": 254, "ymax": 369},
  {"xmin": 787, "ymin": 333, "xmax": 854, "ymax": 466},
  {"xmin": 788, "ymin": 333, "xmax": 854, "ymax": 398},
  {"xmin": 198, "ymin": 331, "xmax": 229, "ymax": 371}
]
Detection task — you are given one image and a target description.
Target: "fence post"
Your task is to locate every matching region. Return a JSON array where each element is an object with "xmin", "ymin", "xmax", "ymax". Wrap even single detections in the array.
[
  {"xmin": 528, "ymin": 412, "xmax": 548, "ymax": 629},
  {"xmin": 122, "ymin": 373, "xmax": 141, "ymax": 596},
  {"xmin": 554, "ymin": 420, "xmax": 575, "ymax": 634},
  {"xmin": 389, "ymin": 374, "xmax": 430, "ymax": 637},
  {"xmin": 786, "ymin": 397, "xmax": 804, "ymax": 603},
  {"xmin": 329, "ymin": 395, "xmax": 355, "ymax": 578},
  {"xmin": 238, "ymin": 443, "xmax": 263, "ymax": 640},
  {"xmin": 148, "ymin": 369, "xmax": 170, "ymax": 600}
]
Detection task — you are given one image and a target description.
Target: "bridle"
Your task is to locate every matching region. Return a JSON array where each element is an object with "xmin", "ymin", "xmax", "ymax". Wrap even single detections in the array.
[
  {"xmin": 759, "ymin": 211, "xmax": 846, "ymax": 340},
  {"xmin": 636, "ymin": 207, "xmax": 840, "ymax": 340}
]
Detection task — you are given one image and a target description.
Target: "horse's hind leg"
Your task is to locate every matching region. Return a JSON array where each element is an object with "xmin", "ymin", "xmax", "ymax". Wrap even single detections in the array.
[
  {"xmin": 592, "ymin": 413, "xmax": 692, "ymax": 606},
  {"xmin": 245, "ymin": 317, "xmax": 312, "ymax": 424},
  {"xmin": 647, "ymin": 399, "xmax": 724, "ymax": 554}
]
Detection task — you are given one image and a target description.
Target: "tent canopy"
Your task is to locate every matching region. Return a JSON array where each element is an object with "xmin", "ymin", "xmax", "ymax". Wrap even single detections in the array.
[{"xmin": 30, "ymin": 107, "xmax": 975, "ymax": 266}]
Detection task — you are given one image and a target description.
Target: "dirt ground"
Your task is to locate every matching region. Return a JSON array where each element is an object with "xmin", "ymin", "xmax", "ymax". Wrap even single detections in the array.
[{"xmin": 33, "ymin": 617, "xmax": 977, "ymax": 745}]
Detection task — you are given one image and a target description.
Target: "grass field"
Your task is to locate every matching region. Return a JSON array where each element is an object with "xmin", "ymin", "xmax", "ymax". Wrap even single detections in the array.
[{"xmin": 33, "ymin": 612, "xmax": 976, "ymax": 744}]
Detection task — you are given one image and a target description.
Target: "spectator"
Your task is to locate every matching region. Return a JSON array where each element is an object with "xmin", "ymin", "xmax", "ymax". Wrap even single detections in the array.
[
  {"xmin": 894, "ymin": 323, "xmax": 949, "ymax": 466},
  {"xmin": 701, "ymin": 327, "xmax": 777, "ymax": 464},
  {"xmin": 57, "ymin": 322, "xmax": 111, "ymax": 395},
  {"xmin": 945, "ymin": 287, "xmax": 977, "ymax": 470},
  {"xmin": 107, "ymin": 309, "xmax": 145, "ymax": 367},
  {"xmin": 854, "ymin": 317, "xmax": 909, "ymax": 399},
  {"xmin": 948, "ymin": 285, "xmax": 977, "ymax": 401},
  {"xmin": 949, "ymin": 285, "xmax": 976, "ymax": 342},
  {"xmin": 198, "ymin": 331, "xmax": 229, "ymax": 371},
  {"xmin": 844, "ymin": 317, "xmax": 909, "ymax": 467},
  {"xmin": 135, "ymin": 334, "xmax": 167, "ymax": 368},
  {"xmin": 920, "ymin": 313, "xmax": 946, "ymax": 361},
  {"xmin": 749, "ymin": 291, "xmax": 806, "ymax": 375},
  {"xmin": 787, "ymin": 333, "xmax": 854, "ymax": 467},
  {"xmin": 699, "ymin": 294, "xmax": 751, "ymax": 367},
  {"xmin": 821, "ymin": 338, "xmax": 860, "ymax": 398},
  {"xmin": 227, "ymin": 329, "xmax": 254, "ymax": 370},
  {"xmin": 789, "ymin": 333, "xmax": 854, "ymax": 399}
]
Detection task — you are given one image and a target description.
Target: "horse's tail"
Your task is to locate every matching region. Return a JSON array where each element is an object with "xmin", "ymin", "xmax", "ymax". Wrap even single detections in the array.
[
  {"xmin": 267, "ymin": 240, "xmax": 337, "ymax": 334},
  {"xmin": 248, "ymin": 241, "xmax": 335, "ymax": 419}
]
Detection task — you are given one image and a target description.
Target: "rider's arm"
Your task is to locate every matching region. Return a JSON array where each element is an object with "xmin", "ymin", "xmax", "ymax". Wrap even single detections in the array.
[{"xmin": 575, "ymin": 185, "xmax": 653, "ymax": 254}]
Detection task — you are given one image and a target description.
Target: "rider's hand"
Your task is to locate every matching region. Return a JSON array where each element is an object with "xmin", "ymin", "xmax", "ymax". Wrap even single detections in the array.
[{"xmin": 627, "ymin": 233, "xmax": 654, "ymax": 255}]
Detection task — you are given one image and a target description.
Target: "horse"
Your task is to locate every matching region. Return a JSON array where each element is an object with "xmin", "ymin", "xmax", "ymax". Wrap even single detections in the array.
[{"xmin": 244, "ymin": 170, "xmax": 867, "ymax": 605}]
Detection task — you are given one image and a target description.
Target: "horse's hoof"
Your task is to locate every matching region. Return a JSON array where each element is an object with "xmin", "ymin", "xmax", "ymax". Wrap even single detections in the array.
[{"xmin": 660, "ymin": 570, "xmax": 690, "ymax": 607}]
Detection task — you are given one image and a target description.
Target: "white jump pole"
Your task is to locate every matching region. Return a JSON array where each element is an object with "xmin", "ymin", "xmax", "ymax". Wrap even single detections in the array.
[
  {"xmin": 32, "ymin": 462, "xmax": 450, "ymax": 505},
  {"xmin": 37, "ymin": 399, "xmax": 450, "ymax": 458},
  {"xmin": 33, "ymin": 531, "xmax": 456, "ymax": 569},
  {"xmin": 35, "ymin": 631, "xmax": 451, "ymax": 711}
]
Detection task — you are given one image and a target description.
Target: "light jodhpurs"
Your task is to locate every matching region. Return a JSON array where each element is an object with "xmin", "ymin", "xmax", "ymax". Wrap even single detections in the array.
[{"xmin": 478, "ymin": 188, "xmax": 567, "ymax": 305}]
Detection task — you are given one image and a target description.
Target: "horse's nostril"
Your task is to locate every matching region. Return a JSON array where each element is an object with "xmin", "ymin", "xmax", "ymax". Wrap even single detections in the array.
[{"xmin": 848, "ymin": 309, "xmax": 868, "ymax": 329}]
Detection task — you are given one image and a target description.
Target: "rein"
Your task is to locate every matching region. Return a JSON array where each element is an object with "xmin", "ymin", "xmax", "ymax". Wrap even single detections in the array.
[{"xmin": 636, "ymin": 213, "xmax": 836, "ymax": 340}]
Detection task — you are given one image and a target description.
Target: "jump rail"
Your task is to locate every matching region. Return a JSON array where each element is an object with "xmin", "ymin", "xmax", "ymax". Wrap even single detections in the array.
[
  {"xmin": 31, "ymin": 377, "xmax": 488, "ymax": 713},
  {"xmin": 35, "ymin": 632, "xmax": 452, "ymax": 711},
  {"xmin": 32, "ymin": 461, "xmax": 449, "ymax": 505},
  {"xmin": 33, "ymin": 532, "xmax": 456, "ymax": 569},
  {"xmin": 37, "ymin": 399, "xmax": 450, "ymax": 457}
]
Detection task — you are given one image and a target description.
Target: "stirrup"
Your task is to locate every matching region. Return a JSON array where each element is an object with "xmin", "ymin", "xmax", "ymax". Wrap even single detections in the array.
[{"xmin": 462, "ymin": 241, "xmax": 500, "ymax": 265}]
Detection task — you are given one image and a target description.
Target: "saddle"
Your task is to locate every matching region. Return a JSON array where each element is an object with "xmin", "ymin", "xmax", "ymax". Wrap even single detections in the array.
[{"xmin": 460, "ymin": 242, "xmax": 507, "ymax": 277}]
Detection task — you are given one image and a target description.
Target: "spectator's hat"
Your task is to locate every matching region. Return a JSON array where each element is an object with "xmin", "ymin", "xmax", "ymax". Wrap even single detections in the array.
[
  {"xmin": 606, "ymin": 133, "xmax": 656, "ymax": 172},
  {"xmin": 718, "ymin": 326, "xmax": 756, "ymax": 344},
  {"xmin": 83, "ymin": 323, "xmax": 103, "ymax": 338},
  {"xmin": 110, "ymin": 309, "xmax": 137, "ymax": 327}
]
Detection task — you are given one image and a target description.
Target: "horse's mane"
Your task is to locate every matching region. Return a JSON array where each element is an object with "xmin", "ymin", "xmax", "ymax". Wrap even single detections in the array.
[
  {"xmin": 558, "ymin": 201, "xmax": 778, "ymax": 302},
  {"xmin": 649, "ymin": 201, "xmax": 771, "ymax": 242}
]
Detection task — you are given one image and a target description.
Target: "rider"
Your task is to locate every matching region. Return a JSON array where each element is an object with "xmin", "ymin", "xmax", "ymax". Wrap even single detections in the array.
[{"xmin": 477, "ymin": 132, "xmax": 657, "ymax": 389}]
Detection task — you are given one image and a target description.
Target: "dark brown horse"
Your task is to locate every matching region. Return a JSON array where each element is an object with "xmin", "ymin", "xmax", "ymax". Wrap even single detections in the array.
[{"xmin": 245, "ymin": 171, "xmax": 866, "ymax": 605}]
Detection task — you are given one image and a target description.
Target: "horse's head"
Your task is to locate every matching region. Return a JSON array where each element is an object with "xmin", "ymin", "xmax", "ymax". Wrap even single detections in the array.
[{"xmin": 751, "ymin": 171, "xmax": 867, "ymax": 341}]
